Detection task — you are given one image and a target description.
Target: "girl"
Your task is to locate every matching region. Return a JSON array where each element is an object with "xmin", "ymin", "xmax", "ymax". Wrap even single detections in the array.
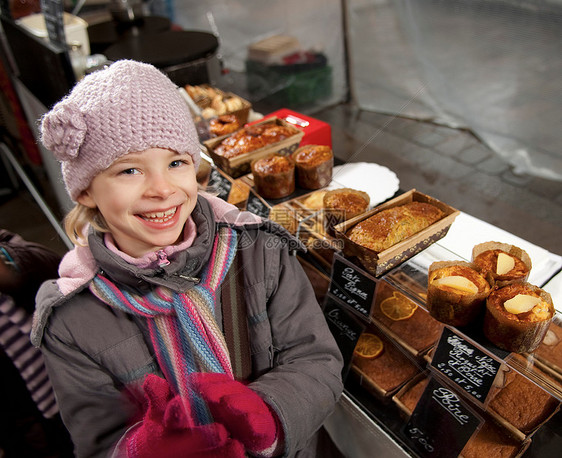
[{"xmin": 31, "ymin": 60, "xmax": 343, "ymax": 457}]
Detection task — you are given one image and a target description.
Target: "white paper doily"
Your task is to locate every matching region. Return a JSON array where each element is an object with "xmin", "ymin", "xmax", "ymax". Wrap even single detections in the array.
[{"xmin": 328, "ymin": 162, "xmax": 400, "ymax": 207}]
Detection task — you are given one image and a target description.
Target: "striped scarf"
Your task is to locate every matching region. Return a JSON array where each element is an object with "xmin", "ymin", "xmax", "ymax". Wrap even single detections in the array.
[{"xmin": 89, "ymin": 227, "xmax": 238, "ymax": 424}]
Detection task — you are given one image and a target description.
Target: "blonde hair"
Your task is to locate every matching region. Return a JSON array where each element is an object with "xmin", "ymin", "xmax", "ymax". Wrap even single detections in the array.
[{"xmin": 64, "ymin": 203, "xmax": 109, "ymax": 246}]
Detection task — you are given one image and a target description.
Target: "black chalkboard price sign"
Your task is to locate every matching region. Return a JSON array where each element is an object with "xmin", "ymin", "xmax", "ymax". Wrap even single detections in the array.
[
  {"xmin": 208, "ymin": 169, "xmax": 232, "ymax": 201},
  {"xmin": 246, "ymin": 191, "xmax": 270, "ymax": 219},
  {"xmin": 403, "ymin": 376, "xmax": 482, "ymax": 458},
  {"xmin": 323, "ymin": 295, "xmax": 366, "ymax": 381},
  {"xmin": 431, "ymin": 327, "xmax": 502, "ymax": 403},
  {"xmin": 328, "ymin": 253, "xmax": 376, "ymax": 321}
]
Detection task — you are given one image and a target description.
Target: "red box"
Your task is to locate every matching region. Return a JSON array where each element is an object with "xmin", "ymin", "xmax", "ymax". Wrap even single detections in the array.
[{"xmin": 249, "ymin": 109, "xmax": 332, "ymax": 148}]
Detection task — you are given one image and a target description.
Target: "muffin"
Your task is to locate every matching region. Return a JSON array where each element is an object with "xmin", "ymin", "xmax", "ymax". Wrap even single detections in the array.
[
  {"xmin": 483, "ymin": 282, "xmax": 554, "ymax": 353},
  {"xmin": 346, "ymin": 202, "xmax": 444, "ymax": 253},
  {"xmin": 427, "ymin": 261, "xmax": 491, "ymax": 327},
  {"xmin": 251, "ymin": 154, "xmax": 295, "ymax": 200},
  {"xmin": 472, "ymin": 242, "xmax": 532, "ymax": 287},
  {"xmin": 292, "ymin": 144, "xmax": 334, "ymax": 190},
  {"xmin": 323, "ymin": 188, "xmax": 370, "ymax": 233}
]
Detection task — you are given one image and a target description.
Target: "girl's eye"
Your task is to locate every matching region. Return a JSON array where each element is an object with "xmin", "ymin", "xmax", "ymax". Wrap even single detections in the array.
[
  {"xmin": 170, "ymin": 159, "xmax": 189, "ymax": 168},
  {"xmin": 120, "ymin": 168, "xmax": 139, "ymax": 175}
]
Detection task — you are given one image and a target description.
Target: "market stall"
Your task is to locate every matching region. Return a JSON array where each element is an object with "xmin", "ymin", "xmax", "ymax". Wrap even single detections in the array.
[{"xmin": 184, "ymin": 84, "xmax": 562, "ymax": 457}]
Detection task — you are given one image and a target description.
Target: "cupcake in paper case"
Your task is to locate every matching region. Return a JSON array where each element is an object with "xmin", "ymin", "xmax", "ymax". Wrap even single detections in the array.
[
  {"xmin": 292, "ymin": 144, "xmax": 333, "ymax": 190},
  {"xmin": 472, "ymin": 241, "xmax": 532, "ymax": 287},
  {"xmin": 427, "ymin": 261, "xmax": 491, "ymax": 327},
  {"xmin": 251, "ymin": 154, "xmax": 295, "ymax": 200},
  {"xmin": 483, "ymin": 282, "xmax": 554, "ymax": 354}
]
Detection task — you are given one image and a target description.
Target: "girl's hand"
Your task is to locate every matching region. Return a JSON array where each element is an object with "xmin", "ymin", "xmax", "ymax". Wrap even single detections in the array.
[
  {"xmin": 126, "ymin": 374, "xmax": 244, "ymax": 458},
  {"xmin": 191, "ymin": 372, "xmax": 282, "ymax": 455}
]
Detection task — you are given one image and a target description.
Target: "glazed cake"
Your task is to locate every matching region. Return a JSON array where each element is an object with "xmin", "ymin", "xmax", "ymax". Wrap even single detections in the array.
[
  {"xmin": 214, "ymin": 123, "xmax": 296, "ymax": 159},
  {"xmin": 346, "ymin": 202, "xmax": 444, "ymax": 253}
]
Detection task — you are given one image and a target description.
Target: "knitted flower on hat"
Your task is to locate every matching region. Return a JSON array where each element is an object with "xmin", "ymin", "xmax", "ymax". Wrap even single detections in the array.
[{"xmin": 40, "ymin": 60, "xmax": 201, "ymax": 201}]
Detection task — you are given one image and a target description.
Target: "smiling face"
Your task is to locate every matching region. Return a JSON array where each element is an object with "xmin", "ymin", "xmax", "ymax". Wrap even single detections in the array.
[{"xmin": 77, "ymin": 148, "xmax": 198, "ymax": 258}]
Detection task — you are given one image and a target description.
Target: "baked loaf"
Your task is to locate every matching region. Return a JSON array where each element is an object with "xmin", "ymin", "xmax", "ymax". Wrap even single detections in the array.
[
  {"xmin": 484, "ymin": 282, "xmax": 554, "ymax": 353},
  {"xmin": 209, "ymin": 114, "xmax": 241, "ymax": 137},
  {"xmin": 251, "ymin": 154, "xmax": 295, "ymax": 199},
  {"xmin": 427, "ymin": 261, "xmax": 491, "ymax": 327},
  {"xmin": 346, "ymin": 202, "xmax": 444, "ymax": 253},
  {"xmin": 472, "ymin": 242, "xmax": 532, "ymax": 287},
  {"xmin": 213, "ymin": 123, "xmax": 296, "ymax": 159},
  {"xmin": 292, "ymin": 144, "xmax": 333, "ymax": 190}
]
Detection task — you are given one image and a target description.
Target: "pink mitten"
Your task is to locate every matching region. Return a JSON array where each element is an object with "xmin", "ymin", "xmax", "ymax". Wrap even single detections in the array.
[
  {"xmin": 126, "ymin": 374, "xmax": 245, "ymax": 458},
  {"xmin": 191, "ymin": 372, "xmax": 281, "ymax": 454}
]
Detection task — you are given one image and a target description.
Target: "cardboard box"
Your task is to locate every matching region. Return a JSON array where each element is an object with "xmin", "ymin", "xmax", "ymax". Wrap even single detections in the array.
[
  {"xmin": 250, "ymin": 109, "xmax": 332, "ymax": 148},
  {"xmin": 247, "ymin": 35, "xmax": 301, "ymax": 64},
  {"xmin": 185, "ymin": 84, "xmax": 251, "ymax": 125},
  {"xmin": 203, "ymin": 117, "xmax": 304, "ymax": 178},
  {"xmin": 333, "ymin": 189, "xmax": 460, "ymax": 277}
]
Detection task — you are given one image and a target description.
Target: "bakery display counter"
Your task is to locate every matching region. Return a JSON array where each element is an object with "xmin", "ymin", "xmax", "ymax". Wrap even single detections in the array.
[
  {"xmin": 195, "ymin": 103, "xmax": 562, "ymax": 456},
  {"xmin": 320, "ymin": 214, "xmax": 562, "ymax": 457}
]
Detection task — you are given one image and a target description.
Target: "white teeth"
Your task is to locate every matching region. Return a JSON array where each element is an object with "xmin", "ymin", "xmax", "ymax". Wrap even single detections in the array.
[{"xmin": 141, "ymin": 207, "xmax": 176, "ymax": 222}]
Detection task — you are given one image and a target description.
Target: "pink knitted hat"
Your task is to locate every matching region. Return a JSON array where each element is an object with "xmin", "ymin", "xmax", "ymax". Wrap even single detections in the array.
[{"xmin": 40, "ymin": 60, "xmax": 201, "ymax": 201}]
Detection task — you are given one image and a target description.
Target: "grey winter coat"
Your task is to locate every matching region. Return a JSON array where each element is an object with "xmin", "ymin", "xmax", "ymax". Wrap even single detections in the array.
[{"xmin": 31, "ymin": 195, "xmax": 344, "ymax": 458}]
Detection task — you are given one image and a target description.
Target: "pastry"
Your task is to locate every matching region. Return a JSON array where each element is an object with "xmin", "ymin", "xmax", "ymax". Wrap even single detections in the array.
[
  {"xmin": 460, "ymin": 420, "xmax": 521, "ymax": 458},
  {"xmin": 213, "ymin": 123, "xmax": 296, "ymax": 159},
  {"xmin": 396, "ymin": 376, "xmax": 429, "ymax": 415},
  {"xmin": 427, "ymin": 261, "xmax": 491, "ymax": 327},
  {"xmin": 353, "ymin": 330, "xmax": 420, "ymax": 393},
  {"xmin": 209, "ymin": 114, "xmax": 241, "ymax": 137},
  {"xmin": 488, "ymin": 368, "xmax": 559, "ymax": 434},
  {"xmin": 300, "ymin": 190, "xmax": 327, "ymax": 210},
  {"xmin": 323, "ymin": 188, "xmax": 370, "ymax": 233},
  {"xmin": 346, "ymin": 201, "xmax": 444, "ymax": 253},
  {"xmin": 472, "ymin": 242, "xmax": 532, "ymax": 286},
  {"xmin": 372, "ymin": 287, "xmax": 443, "ymax": 354},
  {"xmin": 251, "ymin": 154, "xmax": 295, "ymax": 200},
  {"xmin": 483, "ymin": 282, "xmax": 554, "ymax": 353},
  {"xmin": 292, "ymin": 144, "xmax": 333, "ymax": 190}
]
